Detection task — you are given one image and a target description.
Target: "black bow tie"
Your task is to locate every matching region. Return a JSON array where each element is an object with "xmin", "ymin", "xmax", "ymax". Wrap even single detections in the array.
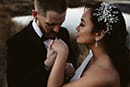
[
  {"xmin": 41, "ymin": 34, "xmax": 56, "ymax": 41},
  {"xmin": 41, "ymin": 34, "xmax": 49, "ymax": 41}
]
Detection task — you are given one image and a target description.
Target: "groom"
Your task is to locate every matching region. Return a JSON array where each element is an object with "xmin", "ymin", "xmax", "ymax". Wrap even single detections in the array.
[{"xmin": 7, "ymin": 0, "xmax": 76, "ymax": 87}]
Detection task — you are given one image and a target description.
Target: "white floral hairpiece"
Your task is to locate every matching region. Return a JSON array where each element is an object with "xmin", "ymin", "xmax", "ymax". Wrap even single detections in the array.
[{"xmin": 93, "ymin": 2, "xmax": 119, "ymax": 34}]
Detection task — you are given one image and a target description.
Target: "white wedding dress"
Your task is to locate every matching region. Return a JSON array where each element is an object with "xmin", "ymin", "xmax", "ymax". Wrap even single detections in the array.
[{"xmin": 70, "ymin": 50, "xmax": 93, "ymax": 81}]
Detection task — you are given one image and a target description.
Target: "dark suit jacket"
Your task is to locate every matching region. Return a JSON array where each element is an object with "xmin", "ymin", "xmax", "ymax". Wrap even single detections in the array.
[{"xmin": 7, "ymin": 21, "xmax": 76, "ymax": 87}]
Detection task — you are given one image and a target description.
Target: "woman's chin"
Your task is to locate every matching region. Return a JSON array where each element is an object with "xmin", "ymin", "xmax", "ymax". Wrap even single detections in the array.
[
  {"xmin": 76, "ymin": 39, "xmax": 87, "ymax": 45},
  {"xmin": 76, "ymin": 39, "xmax": 82, "ymax": 44}
]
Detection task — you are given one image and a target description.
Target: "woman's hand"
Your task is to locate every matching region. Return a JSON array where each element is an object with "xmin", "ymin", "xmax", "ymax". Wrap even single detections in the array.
[
  {"xmin": 47, "ymin": 39, "xmax": 69, "ymax": 87},
  {"xmin": 44, "ymin": 39, "xmax": 69, "ymax": 70},
  {"xmin": 52, "ymin": 39, "xmax": 69, "ymax": 55}
]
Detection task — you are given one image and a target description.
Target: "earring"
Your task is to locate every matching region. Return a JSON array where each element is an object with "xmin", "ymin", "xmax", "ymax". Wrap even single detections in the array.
[{"xmin": 95, "ymin": 40, "xmax": 98, "ymax": 47}]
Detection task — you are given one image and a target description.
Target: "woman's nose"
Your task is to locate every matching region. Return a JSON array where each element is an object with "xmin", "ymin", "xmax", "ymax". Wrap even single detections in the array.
[{"xmin": 76, "ymin": 26, "xmax": 80, "ymax": 32}]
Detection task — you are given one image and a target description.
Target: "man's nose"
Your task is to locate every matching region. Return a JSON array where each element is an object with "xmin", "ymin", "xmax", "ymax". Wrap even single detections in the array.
[{"xmin": 53, "ymin": 25, "xmax": 60, "ymax": 33}]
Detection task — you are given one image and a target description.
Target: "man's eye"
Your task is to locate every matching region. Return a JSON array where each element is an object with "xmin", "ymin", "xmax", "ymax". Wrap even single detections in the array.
[
  {"xmin": 47, "ymin": 24, "xmax": 53, "ymax": 26},
  {"xmin": 46, "ymin": 23, "xmax": 55, "ymax": 26}
]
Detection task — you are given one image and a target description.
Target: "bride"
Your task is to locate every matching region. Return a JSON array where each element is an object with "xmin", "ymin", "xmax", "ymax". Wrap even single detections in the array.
[{"xmin": 45, "ymin": 1, "xmax": 130, "ymax": 87}]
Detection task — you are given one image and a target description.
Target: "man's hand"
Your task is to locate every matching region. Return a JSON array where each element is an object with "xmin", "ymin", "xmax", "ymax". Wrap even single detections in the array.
[
  {"xmin": 65, "ymin": 63, "xmax": 75, "ymax": 80},
  {"xmin": 44, "ymin": 40, "xmax": 57, "ymax": 70}
]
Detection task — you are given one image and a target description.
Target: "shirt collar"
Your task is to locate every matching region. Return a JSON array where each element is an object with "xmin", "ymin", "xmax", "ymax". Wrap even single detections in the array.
[
  {"xmin": 32, "ymin": 20, "xmax": 53, "ymax": 48},
  {"xmin": 32, "ymin": 20, "xmax": 43, "ymax": 38}
]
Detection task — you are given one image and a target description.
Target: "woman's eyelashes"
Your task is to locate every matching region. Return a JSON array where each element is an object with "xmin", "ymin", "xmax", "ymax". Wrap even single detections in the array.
[{"xmin": 79, "ymin": 22, "xmax": 85, "ymax": 27}]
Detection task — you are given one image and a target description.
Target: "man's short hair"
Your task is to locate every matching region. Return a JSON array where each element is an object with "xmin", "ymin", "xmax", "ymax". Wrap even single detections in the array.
[{"xmin": 34, "ymin": 0, "xmax": 67, "ymax": 16}]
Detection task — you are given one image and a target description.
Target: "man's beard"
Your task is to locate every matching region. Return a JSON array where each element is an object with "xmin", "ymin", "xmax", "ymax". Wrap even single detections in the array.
[
  {"xmin": 45, "ymin": 29, "xmax": 58, "ymax": 39},
  {"xmin": 39, "ymin": 26, "xmax": 58, "ymax": 39}
]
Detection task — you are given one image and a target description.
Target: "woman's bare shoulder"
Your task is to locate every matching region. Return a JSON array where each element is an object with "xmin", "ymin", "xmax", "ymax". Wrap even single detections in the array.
[
  {"xmin": 63, "ymin": 65, "xmax": 120, "ymax": 87},
  {"xmin": 82, "ymin": 65, "xmax": 120, "ymax": 87}
]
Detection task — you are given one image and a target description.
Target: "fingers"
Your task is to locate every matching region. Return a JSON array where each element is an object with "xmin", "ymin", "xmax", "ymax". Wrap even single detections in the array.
[
  {"xmin": 65, "ymin": 63, "xmax": 75, "ymax": 79},
  {"xmin": 45, "ymin": 42, "xmax": 57, "ymax": 70},
  {"xmin": 45, "ymin": 40, "xmax": 57, "ymax": 69},
  {"xmin": 51, "ymin": 39, "xmax": 68, "ymax": 51},
  {"xmin": 48, "ymin": 40, "xmax": 54, "ymax": 49},
  {"xmin": 47, "ymin": 40, "xmax": 53, "ymax": 58}
]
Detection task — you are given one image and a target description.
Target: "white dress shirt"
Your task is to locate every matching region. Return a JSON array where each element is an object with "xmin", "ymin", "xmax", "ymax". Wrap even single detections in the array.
[{"xmin": 32, "ymin": 20, "xmax": 52, "ymax": 48}]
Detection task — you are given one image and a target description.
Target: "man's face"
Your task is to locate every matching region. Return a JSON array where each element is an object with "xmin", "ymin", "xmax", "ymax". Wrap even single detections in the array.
[{"xmin": 37, "ymin": 10, "xmax": 66, "ymax": 38}]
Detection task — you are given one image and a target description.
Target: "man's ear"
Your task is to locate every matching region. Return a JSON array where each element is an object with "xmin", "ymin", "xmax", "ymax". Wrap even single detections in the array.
[
  {"xmin": 95, "ymin": 30, "xmax": 105, "ymax": 41},
  {"xmin": 32, "ymin": 9, "xmax": 37, "ymax": 19}
]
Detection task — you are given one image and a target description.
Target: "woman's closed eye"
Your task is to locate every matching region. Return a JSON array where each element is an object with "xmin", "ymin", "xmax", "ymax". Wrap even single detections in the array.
[{"xmin": 79, "ymin": 23, "xmax": 85, "ymax": 27}]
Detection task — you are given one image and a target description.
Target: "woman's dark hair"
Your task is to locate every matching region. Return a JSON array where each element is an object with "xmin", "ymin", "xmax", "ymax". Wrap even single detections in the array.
[{"xmin": 85, "ymin": 1, "xmax": 130, "ymax": 87}]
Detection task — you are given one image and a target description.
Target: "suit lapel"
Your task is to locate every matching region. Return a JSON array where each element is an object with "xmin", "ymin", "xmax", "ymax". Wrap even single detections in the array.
[{"xmin": 26, "ymin": 22, "xmax": 47, "ymax": 61}]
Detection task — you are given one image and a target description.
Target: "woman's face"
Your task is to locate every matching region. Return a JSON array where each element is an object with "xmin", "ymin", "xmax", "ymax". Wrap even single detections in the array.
[{"xmin": 76, "ymin": 8, "xmax": 95, "ymax": 46}]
